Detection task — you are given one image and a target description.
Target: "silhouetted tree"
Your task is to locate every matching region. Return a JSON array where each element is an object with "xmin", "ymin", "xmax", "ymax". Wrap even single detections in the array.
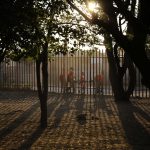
[{"xmin": 67, "ymin": 0, "xmax": 150, "ymax": 89}]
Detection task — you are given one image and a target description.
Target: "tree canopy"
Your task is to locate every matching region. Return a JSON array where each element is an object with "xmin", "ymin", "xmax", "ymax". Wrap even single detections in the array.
[
  {"xmin": 0, "ymin": 0, "xmax": 150, "ymax": 88},
  {"xmin": 66, "ymin": 0, "xmax": 150, "ymax": 88}
]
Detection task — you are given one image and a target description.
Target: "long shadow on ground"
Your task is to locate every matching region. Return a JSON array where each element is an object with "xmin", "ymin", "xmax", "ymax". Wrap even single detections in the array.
[
  {"xmin": 50, "ymin": 93, "xmax": 74, "ymax": 128},
  {"xmin": 93, "ymin": 95, "xmax": 150, "ymax": 150},
  {"xmin": 75, "ymin": 94, "xmax": 86, "ymax": 125},
  {"xmin": 18, "ymin": 94, "xmax": 61, "ymax": 149},
  {"xmin": 116, "ymin": 100, "xmax": 150, "ymax": 150},
  {"xmin": 0, "ymin": 100, "xmax": 39, "ymax": 141},
  {"xmin": 18, "ymin": 93, "xmax": 75, "ymax": 149}
]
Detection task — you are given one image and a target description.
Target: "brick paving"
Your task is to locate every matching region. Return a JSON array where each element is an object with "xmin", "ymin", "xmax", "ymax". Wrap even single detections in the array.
[{"xmin": 0, "ymin": 91, "xmax": 150, "ymax": 150}]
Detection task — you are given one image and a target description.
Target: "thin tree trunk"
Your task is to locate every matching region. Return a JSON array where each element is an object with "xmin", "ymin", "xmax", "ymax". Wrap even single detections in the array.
[
  {"xmin": 36, "ymin": 41, "xmax": 48, "ymax": 128},
  {"xmin": 41, "ymin": 42, "xmax": 48, "ymax": 128}
]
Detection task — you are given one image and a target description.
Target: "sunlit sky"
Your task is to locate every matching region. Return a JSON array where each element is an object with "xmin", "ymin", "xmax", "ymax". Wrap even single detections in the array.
[
  {"xmin": 54, "ymin": 1, "xmax": 127, "ymax": 53},
  {"xmin": 88, "ymin": 1, "xmax": 99, "ymax": 13},
  {"xmin": 88, "ymin": 2, "xmax": 97, "ymax": 11},
  {"xmin": 68, "ymin": 1, "xmax": 106, "ymax": 53}
]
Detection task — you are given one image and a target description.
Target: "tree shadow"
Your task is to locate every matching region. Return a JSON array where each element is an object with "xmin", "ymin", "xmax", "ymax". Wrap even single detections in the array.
[
  {"xmin": 75, "ymin": 94, "xmax": 85, "ymax": 115},
  {"xmin": 0, "ymin": 94, "xmax": 61, "ymax": 149},
  {"xmin": 0, "ymin": 101, "xmax": 39, "ymax": 141},
  {"xmin": 50, "ymin": 93, "xmax": 74, "ymax": 128},
  {"xmin": 75, "ymin": 94, "xmax": 86, "ymax": 125},
  {"xmin": 0, "ymin": 91, "xmax": 37, "ymax": 100},
  {"xmin": 92, "ymin": 95, "xmax": 150, "ymax": 150},
  {"xmin": 115, "ymin": 100, "xmax": 150, "ymax": 150},
  {"xmin": 18, "ymin": 125, "xmax": 45, "ymax": 149},
  {"xmin": 93, "ymin": 95, "xmax": 112, "ymax": 115},
  {"xmin": 18, "ymin": 94, "xmax": 62, "ymax": 149}
]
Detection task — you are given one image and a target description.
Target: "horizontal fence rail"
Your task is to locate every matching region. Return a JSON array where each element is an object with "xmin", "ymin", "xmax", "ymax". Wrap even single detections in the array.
[{"xmin": 0, "ymin": 50, "xmax": 149, "ymax": 98}]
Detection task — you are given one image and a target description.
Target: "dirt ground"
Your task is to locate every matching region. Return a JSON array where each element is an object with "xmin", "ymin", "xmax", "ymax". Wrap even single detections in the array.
[{"xmin": 0, "ymin": 91, "xmax": 149, "ymax": 150}]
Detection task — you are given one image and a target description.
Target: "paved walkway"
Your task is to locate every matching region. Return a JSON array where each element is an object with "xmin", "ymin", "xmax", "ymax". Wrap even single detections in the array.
[{"xmin": 0, "ymin": 91, "xmax": 149, "ymax": 150}]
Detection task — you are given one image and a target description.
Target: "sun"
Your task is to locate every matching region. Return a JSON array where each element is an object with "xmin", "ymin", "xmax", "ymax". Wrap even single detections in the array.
[{"xmin": 88, "ymin": 2, "xmax": 97, "ymax": 12}]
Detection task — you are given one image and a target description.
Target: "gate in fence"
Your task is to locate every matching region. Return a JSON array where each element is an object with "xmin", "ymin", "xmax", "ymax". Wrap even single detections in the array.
[{"xmin": 0, "ymin": 50, "xmax": 149, "ymax": 98}]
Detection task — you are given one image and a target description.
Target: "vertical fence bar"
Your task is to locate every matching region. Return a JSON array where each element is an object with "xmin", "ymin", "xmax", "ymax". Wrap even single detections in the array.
[
  {"xmin": 89, "ymin": 52, "xmax": 91, "ymax": 95},
  {"xmin": 83, "ymin": 51, "xmax": 85, "ymax": 94},
  {"xmin": 60, "ymin": 53, "xmax": 62, "ymax": 93},
  {"xmin": 95, "ymin": 50, "xmax": 97, "ymax": 95},
  {"xmin": 78, "ymin": 51, "xmax": 80, "ymax": 93},
  {"xmin": 33, "ymin": 60, "xmax": 35, "ymax": 90},
  {"xmin": 29, "ymin": 61, "xmax": 31, "ymax": 89},
  {"xmin": 49, "ymin": 59, "xmax": 51, "ymax": 92},
  {"xmin": 92, "ymin": 51, "xmax": 94, "ymax": 95},
  {"xmin": 86, "ymin": 51, "xmax": 88, "ymax": 95},
  {"xmin": 78, "ymin": 51, "xmax": 80, "ymax": 94},
  {"xmin": 101, "ymin": 50, "xmax": 103, "ymax": 95},
  {"xmin": 66, "ymin": 52, "xmax": 68, "ymax": 92},
  {"xmin": 53, "ymin": 57, "xmax": 55, "ymax": 92},
  {"xmin": 81, "ymin": 50, "xmax": 83, "ymax": 93},
  {"xmin": 56, "ymin": 55, "xmax": 58, "ymax": 93},
  {"xmin": 138, "ymin": 71, "xmax": 141, "ymax": 97},
  {"xmin": 4, "ymin": 59, "xmax": 6, "ymax": 88}
]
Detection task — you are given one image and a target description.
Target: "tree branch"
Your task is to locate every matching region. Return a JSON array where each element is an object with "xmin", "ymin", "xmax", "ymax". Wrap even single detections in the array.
[
  {"xmin": 66, "ymin": 0, "xmax": 91, "ymax": 22},
  {"xmin": 113, "ymin": 0, "xmax": 146, "ymax": 32},
  {"xmin": 66, "ymin": 0, "xmax": 112, "ymax": 33}
]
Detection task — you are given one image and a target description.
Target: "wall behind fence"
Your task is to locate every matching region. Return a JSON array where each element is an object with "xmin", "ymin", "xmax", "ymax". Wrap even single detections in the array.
[{"xmin": 0, "ymin": 50, "xmax": 149, "ymax": 98}]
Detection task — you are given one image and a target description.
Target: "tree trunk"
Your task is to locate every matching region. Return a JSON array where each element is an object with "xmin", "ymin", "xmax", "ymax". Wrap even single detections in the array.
[
  {"xmin": 36, "ymin": 41, "xmax": 48, "ymax": 128},
  {"xmin": 131, "ymin": 41, "xmax": 150, "ymax": 89},
  {"xmin": 104, "ymin": 34, "xmax": 128, "ymax": 101},
  {"xmin": 106, "ymin": 48, "xmax": 128, "ymax": 101},
  {"xmin": 41, "ymin": 42, "xmax": 48, "ymax": 128},
  {"xmin": 113, "ymin": 29, "xmax": 150, "ymax": 89},
  {"xmin": 114, "ymin": 46, "xmax": 136, "ymax": 100},
  {"xmin": 124, "ymin": 53, "xmax": 136, "ymax": 99}
]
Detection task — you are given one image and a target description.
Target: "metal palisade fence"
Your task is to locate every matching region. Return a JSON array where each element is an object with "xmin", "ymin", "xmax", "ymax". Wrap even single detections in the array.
[{"xmin": 0, "ymin": 50, "xmax": 149, "ymax": 98}]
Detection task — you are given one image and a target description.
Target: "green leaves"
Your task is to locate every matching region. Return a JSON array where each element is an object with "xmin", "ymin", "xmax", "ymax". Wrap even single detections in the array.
[{"xmin": 0, "ymin": 0, "xmax": 104, "ymax": 62}]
